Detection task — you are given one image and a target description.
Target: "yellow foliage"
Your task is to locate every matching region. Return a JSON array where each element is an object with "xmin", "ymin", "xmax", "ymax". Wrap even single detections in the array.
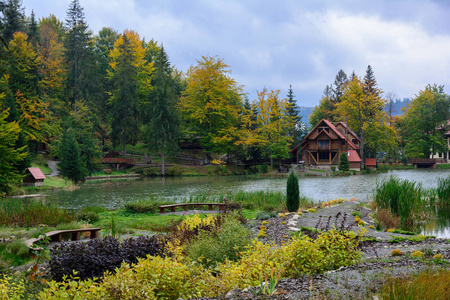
[
  {"xmin": 0, "ymin": 276, "xmax": 25, "ymax": 300},
  {"xmin": 433, "ymin": 254, "xmax": 443, "ymax": 260},
  {"xmin": 391, "ymin": 249, "xmax": 404, "ymax": 256},
  {"xmin": 411, "ymin": 251, "xmax": 423, "ymax": 258}
]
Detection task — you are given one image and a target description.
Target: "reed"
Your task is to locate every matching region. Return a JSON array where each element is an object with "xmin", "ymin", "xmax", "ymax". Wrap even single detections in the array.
[
  {"xmin": 380, "ymin": 268, "xmax": 450, "ymax": 299},
  {"xmin": 0, "ymin": 198, "xmax": 75, "ymax": 227},
  {"xmin": 436, "ymin": 176, "xmax": 450, "ymax": 207},
  {"xmin": 374, "ymin": 176, "xmax": 426, "ymax": 226}
]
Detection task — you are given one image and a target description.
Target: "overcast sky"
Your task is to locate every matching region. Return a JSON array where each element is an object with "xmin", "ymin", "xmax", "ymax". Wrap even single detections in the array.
[{"xmin": 22, "ymin": 0, "xmax": 450, "ymax": 107}]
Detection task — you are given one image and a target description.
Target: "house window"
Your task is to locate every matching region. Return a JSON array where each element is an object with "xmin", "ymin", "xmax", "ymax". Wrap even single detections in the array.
[
  {"xmin": 318, "ymin": 139, "xmax": 329, "ymax": 150},
  {"xmin": 318, "ymin": 152, "xmax": 329, "ymax": 161},
  {"xmin": 439, "ymin": 152, "xmax": 442, "ymax": 158},
  {"xmin": 352, "ymin": 139, "xmax": 358, "ymax": 145}
]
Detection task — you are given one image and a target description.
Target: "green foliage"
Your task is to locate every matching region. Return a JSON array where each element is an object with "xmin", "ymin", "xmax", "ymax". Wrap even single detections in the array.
[
  {"xmin": 0, "ymin": 198, "xmax": 76, "ymax": 227},
  {"xmin": 186, "ymin": 216, "xmax": 252, "ymax": 269},
  {"xmin": 124, "ymin": 198, "xmax": 172, "ymax": 214},
  {"xmin": 58, "ymin": 128, "xmax": 85, "ymax": 183},
  {"xmin": 286, "ymin": 170, "xmax": 300, "ymax": 212},
  {"xmin": 339, "ymin": 152, "xmax": 350, "ymax": 171},
  {"xmin": 436, "ymin": 176, "xmax": 450, "ymax": 207},
  {"xmin": 0, "ymin": 109, "xmax": 27, "ymax": 195},
  {"xmin": 374, "ymin": 176, "xmax": 426, "ymax": 226}
]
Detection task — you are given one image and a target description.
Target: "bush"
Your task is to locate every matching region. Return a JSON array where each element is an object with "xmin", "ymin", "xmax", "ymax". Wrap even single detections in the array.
[
  {"xmin": 77, "ymin": 211, "xmax": 100, "ymax": 223},
  {"xmin": 186, "ymin": 216, "xmax": 252, "ymax": 269},
  {"xmin": 49, "ymin": 235, "xmax": 167, "ymax": 281},
  {"xmin": 286, "ymin": 170, "xmax": 300, "ymax": 212},
  {"xmin": 5, "ymin": 240, "xmax": 30, "ymax": 260},
  {"xmin": 339, "ymin": 152, "xmax": 349, "ymax": 171}
]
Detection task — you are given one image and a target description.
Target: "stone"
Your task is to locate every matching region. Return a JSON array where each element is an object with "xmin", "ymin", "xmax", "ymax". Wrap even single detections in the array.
[{"xmin": 225, "ymin": 288, "xmax": 241, "ymax": 299}]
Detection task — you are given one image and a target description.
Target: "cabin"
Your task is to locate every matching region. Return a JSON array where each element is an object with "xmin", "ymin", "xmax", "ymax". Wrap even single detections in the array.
[
  {"xmin": 23, "ymin": 167, "xmax": 46, "ymax": 187},
  {"xmin": 291, "ymin": 119, "xmax": 362, "ymax": 170}
]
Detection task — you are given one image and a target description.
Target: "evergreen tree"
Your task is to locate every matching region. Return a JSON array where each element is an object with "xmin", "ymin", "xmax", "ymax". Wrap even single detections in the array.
[
  {"xmin": 363, "ymin": 65, "xmax": 377, "ymax": 96},
  {"xmin": 145, "ymin": 46, "xmax": 180, "ymax": 175},
  {"xmin": 331, "ymin": 69, "xmax": 348, "ymax": 105},
  {"xmin": 2, "ymin": 0, "xmax": 25, "ymax": 43},
  {"xmin": 286, "ymin": 170, "xmax": 299, "ymax": 212},
  {"xmin": 27, "ymin": 9, "xmax": 38, "ymax": 47},
  {"xmin": 339, "ymin": 152, "xmax": 349, "ymax": 171},
  {"xmin": 286, "ymin": 85, "xmax": 301, "ymax": 147},
  {"xmin": 64, "ymin": 0, "xmax": 95, "ymax": 113},
  {"xmin": 58, "ymin": 128, "xmax": 85, "ymax": 183}
]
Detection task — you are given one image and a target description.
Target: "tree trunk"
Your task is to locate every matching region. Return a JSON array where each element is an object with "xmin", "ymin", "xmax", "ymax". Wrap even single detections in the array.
[
  {"xmin": 123, "ymin": 143, "xmax": 127, "ymax": 159},
  {"xmin": 161, "ymin": 141, "xmax": 165, "ymax": 176}
]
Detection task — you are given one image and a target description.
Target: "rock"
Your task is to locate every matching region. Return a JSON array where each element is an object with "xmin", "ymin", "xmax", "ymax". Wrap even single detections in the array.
[
  {"xmin": 225, "ymin": 288, "xmax": 241, "ymax": 299},
  {"xmin": 289, "ymin": 227, "xmax": 300, "ymax": 231}
]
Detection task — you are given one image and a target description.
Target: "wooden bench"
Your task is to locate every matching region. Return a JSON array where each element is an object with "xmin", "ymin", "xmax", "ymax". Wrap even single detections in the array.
[
  {"xmin": 103, "ymin": 168, "xmax": 112, "ymax": 174},
  {"xmin": 159, "ymin": 203, "xmax": 226, "ymax": 213},
  {"xmin": 24, "ymin": 228, "xmax": 101, "ymax": 250}
]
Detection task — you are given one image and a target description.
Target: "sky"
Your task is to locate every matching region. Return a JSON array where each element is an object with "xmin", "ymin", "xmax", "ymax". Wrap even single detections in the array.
[{"xmin": 22, "ymin": 0, "xmax": 450, "ymax": 107}]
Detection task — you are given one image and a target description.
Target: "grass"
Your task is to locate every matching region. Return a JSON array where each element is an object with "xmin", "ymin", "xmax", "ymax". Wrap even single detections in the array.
[
  {"xmin": 436, "ymin": 176, "xmax": 450, "ymax": 207},
  {"xmin": 374, "ymin": 176, "xmax": 427, "ymax": 227},
  {"xmin": 436, "ymin": 163, "xmax": 450, "ymax": 169},
  {"xmin": 0, "ymin": 198, "xmax": 76, "ymax": 227},
  {"xmin": 380, "ymin": 268, "xmax": 450, "ymax": 299}
]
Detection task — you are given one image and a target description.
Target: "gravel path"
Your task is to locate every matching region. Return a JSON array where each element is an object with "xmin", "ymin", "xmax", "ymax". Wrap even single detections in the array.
[{"xmin": 47, "ymin": 160, "xmax": 60, "ymax": 177}]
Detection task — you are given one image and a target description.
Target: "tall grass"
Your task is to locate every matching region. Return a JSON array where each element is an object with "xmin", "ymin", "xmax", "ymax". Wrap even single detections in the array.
[
  {"xmin": 0, "ymin": 198, "xmax": 76, "ymax": 227},
  {"xmin": 436, "ymin": 176, "xmax": 450, "ymax": 207},
  {"xmin": 374, "ymin": 176, "xmax": 427, "ymax": 226},
  {"xmin": 380, "ymin": 268, "xmax": 450, "ymax": 299}
]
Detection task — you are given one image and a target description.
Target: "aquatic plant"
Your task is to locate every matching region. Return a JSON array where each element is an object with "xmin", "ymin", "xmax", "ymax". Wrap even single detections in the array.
[
  {"xmin": 436, "ymin": 176, "xmax": 450, "ymax": 207},
  {"xmin": 374, "ymin": 176, "xmax": 427, "ymax": 226}
]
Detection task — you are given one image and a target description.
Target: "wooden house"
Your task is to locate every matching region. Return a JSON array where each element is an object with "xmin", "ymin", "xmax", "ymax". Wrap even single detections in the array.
[
  {"xmin": 291, "ymin": 119, "xmax": 361, "ymax": 170},
  {"xmin": 23, "ymin": 167, "xmax": 46, "ymax": 187}
]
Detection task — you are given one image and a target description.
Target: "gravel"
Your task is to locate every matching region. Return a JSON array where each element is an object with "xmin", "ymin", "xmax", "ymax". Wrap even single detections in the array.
[{"xmin": 199, "ymin": 201, "xmax": 450, "ymax": 299}]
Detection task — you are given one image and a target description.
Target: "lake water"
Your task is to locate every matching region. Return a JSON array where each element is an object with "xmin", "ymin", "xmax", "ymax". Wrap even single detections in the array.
[{"xmin": 44, "ymin": 169, "xmax": 450, "ymax": 237}]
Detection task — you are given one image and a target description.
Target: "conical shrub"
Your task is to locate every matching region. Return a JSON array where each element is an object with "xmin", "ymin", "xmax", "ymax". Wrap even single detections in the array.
[{"xmin": 286, "ymin": 170, "xmax": 299, "ymax": 212}]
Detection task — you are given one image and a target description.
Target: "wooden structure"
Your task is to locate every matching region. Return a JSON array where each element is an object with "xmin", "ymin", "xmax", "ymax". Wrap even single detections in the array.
[
  {"xmin": 430, "ymin": 120, "xmax": 450, "ymax": 162},
  {"xmin": 291, "ymin": 119, "xmax": 361, "ymax": 169},
  {"xmin": 101, "ymin": 157, "xmax": 135, "ymax": 170},
  {"xmin": 159, "ymin": 203, "xmax": 227, "ymax": 213},
  {"xmin": 410, "ymin": 158, "xmax": 436, "ymax": 168},
  {"xmin": 24, "ymin": 228, "xmax": 101, "ymax": 250},
  {"xmin": 23, "ymin": 167, "xmax": 46, "ymax": 187},
  {"xmin": 365, "ymin": 158, "xmax": 377, "ymax": 170}
]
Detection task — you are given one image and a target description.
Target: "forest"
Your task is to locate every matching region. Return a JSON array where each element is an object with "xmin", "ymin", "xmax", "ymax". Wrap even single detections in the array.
[{"xmin": 1, "ymin": 0, "xmax": 450, "ymax": 194}]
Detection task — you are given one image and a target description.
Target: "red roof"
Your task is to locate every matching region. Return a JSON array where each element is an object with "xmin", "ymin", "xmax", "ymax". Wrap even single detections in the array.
[
  {"xmin": 347, "ymin": 150, "xmax": 361, "ymax": 162},
  {"xmin": 27, "ymin": 167, "xmax": 46, "ymax": 180},
  {"xmin": 365, "ymin": 158, "xmax": 377, "ymax": 166}
]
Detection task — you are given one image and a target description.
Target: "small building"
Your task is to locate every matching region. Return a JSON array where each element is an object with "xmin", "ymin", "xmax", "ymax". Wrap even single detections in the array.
[
  {"xmin": 23, "ymin": 167, "xmax": 46, "ymax": 187},
  {"xmin": 429, "ymin": 121, "xmax": 450, "ymax": 162},
  {"xmin": 291, "ymin": 119, "xmax": 361, "ymax": 170},
  {"xmin": 365, "ymin": 158, "xmax": 377, "ymax": 170}
]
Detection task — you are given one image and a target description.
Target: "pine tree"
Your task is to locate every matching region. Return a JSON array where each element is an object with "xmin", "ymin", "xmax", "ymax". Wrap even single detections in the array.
[
  {"xmin": 58, "ymin": 128, "xmax": 85, "ymax": 183},
  {"xmin": 339, "ymin": 152, "xmax": 349, "ymax": 171},
  {"xmin": 286, "ymin": 170, "xmax": 299, "ymax": 212},
  {"xmin": 27, "ymin": 10, "xmax": 38, "ymax": 47},
  {"xmin": 286, "ymin": 85, "xmax": 301, "ymax": 147},
  {"xmin": 331, "ymin": 69, "xmax": 348, "ymax": 105},
  {"xmin": 145, "ymin": 46, "xmax": 180, "ymax": 175},
  {"xmin": 64, "ymin": 0, "xmax": 95, "ymax": 113},
  {"xmin": 2, "ymin": 0, "xmax": 25, "ymax": 43}
]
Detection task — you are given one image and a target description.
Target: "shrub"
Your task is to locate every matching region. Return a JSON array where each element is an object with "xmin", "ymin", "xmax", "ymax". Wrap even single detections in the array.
[
  {"xmin": 433, "ymin": 254, "xmax": 443, "ymax": 260},
  {"xmin": 5, "ymin": 240, "xmax": 30, "ymax": 260},
  {"xmin": 49, "ymin": 235, "xmax": 166, "ymax": 281},
  {"xmin": 338, "ymin": 152, "xmax": 349, "ymax": 171},
  {"xmin": 76, "ymin": 211, "xmax": 100, "ymax": 223},
  {"xmin": 391, "ymin": 249, "xmax": 404, "ymax": 256},
  {"xmin": 351, "ymin": 211, "xmax": 362, "ymax": 218},
  {"xmin": 186, "ymin": 217, "xmax": 252, "ymax": 269},
  {"xmin": 286, "ymin": 170, "xmax": 299, "ymax": 212},
  {"xmin": 411, "ymin": 250, "xmax": 423, "ymax": 258}
]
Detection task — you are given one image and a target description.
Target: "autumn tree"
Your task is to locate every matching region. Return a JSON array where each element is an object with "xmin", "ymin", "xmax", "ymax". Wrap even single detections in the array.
[
  {"xmin": 107, "ymin": 30, "xmax": 152, "ymax": 158},
  {"xmin": 401, "ymin": 85, "xmax": 450, "ymax": 158},
  {"xmin": 335, "ymin": 73, "xmax": 396, "ymax": 163},
  {"xmin": 253, "ymin": 89, "xmax": 293, "ymax": 168},
  {"xmin": 144, "ymin": 46, "xmax": 180, "ymax": 175},
  {"xmin": 179, "ymin": 56, "xmax": 243, "ymax": 158},
  {"xmin": 309, "ymin": 87, "xmax": 334, "ymax": 127}
]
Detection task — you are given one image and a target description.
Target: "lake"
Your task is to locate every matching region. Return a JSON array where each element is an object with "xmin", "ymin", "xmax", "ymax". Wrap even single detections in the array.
[{"xmin": 44, "ymin": 168, "xmax": 450, "ymax": 237}]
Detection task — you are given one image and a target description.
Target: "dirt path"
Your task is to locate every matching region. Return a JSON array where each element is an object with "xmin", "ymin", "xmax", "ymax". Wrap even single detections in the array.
[{"xmin": 47, "ymin": 160, "xmax": 60, "ymax": 177}]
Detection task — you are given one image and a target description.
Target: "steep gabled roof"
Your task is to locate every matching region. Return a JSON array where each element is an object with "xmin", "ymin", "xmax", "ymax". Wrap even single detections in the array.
[
  {"xmin": 27, "ymin": 167, "xmax": 46, "ymax": 180},
  {"xmin": 335, "ymin": 121, "xmax": 361, "ymax": 142}
]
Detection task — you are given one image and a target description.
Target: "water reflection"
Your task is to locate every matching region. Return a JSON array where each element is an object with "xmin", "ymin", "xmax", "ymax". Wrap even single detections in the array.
[{"xmin": 420, "ymin": 207, "xmax": 450, "ymax": 238}]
